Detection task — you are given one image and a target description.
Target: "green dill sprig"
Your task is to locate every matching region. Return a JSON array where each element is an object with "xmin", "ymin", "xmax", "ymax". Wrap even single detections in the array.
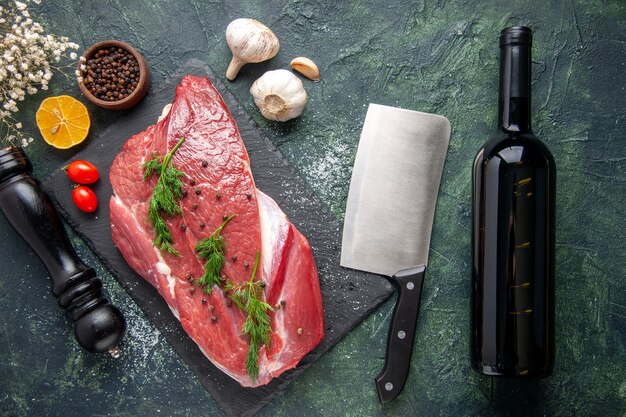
[
  {"xmin": 195, "ymin": 214, "xmax": 237, "ymax": 293},
  {"xmin": 143, "ymin": 137, "xmax": 186, "ymax": 256},
  {"xmin": 224, "ymin": 251, "xmax": 273, "ymax": 381}
]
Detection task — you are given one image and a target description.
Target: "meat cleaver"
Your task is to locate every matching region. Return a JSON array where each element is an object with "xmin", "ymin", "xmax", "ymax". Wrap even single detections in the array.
[{"xmin": 341, "ymin": 103, "xmax": 450, "ymax": 403}]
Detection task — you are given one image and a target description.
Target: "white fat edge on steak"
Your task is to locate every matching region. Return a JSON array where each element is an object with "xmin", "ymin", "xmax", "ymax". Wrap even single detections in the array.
[
  {"xmin": 256, "ymin": 191, "xmax": 292, "ymax": 373},
  {"xmin": 147, "ymin": 103, "xmax": 179, "ymax": 319},
  {"xmin": 111, "ymin": 194, "xmax": 179, "ymax": 318},
  {"xmin": 152, "ymin": 247, "xmax": 179, "ymax": 316},
  {"xmin": 158, "ymin": 103, "xmax": 172, "ymax": 122},
  {"xmin": 256, "ymin": 190, "xmax": 288, "ymax": 287}
]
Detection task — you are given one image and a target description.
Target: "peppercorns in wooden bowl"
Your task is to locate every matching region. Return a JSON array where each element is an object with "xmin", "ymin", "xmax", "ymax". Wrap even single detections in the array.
[{"xmin": 78, "ymin": 40, "xmax": 150, "ymax": 111}]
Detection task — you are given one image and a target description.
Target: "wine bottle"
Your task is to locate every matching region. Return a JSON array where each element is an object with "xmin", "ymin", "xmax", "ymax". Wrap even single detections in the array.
[{"xmin": 471, "ymin": 26, "xmax": 556, "ymax": 377}]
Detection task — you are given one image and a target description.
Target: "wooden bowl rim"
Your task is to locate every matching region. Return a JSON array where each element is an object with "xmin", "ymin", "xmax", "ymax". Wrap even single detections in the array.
[{"xmin": 78, "ymin": 40, "xmax": 150, "ymax": 109}]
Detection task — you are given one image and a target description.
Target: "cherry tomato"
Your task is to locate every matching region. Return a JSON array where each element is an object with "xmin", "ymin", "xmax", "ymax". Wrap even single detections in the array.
[
  {"xmin": 72, "ymin": 186, "xmax": 98, "ymax": 213},
  {"xmin": 66, "ymin": 160, "xmax": 100, "ymax": 184}
]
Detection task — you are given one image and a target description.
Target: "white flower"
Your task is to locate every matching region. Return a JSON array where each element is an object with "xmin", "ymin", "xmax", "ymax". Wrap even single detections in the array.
[{"xmin": 1, "ymin": 0, "xmax": 79, "ymax": 146}]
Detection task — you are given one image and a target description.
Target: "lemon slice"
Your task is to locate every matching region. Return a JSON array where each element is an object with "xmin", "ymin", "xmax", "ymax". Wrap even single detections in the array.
[{"xmin": 36, "ymin": 95, "xmax": 90, "ymax": 149}]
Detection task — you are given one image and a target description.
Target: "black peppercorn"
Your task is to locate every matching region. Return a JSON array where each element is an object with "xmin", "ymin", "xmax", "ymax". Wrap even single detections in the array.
[{"xmin": 82, "ymin": 47, "xmax": 140, "ymax": 101}]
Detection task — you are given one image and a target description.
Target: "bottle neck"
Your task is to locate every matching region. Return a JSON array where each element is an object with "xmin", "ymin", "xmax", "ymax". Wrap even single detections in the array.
[{"xmin": 498, "ymin": 40, "xmax": 532, "ymax": 134}]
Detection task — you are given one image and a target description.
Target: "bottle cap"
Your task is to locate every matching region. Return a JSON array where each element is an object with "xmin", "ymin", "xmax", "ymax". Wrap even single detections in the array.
[{"xmin": 500, "ymin": 26, "xmax": 532, "ymax": 47}]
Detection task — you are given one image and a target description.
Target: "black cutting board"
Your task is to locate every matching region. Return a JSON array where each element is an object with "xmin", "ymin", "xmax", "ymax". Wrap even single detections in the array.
[{"xmin": 44, "ymin": 59, "xmax": 393, "ymax": 417}]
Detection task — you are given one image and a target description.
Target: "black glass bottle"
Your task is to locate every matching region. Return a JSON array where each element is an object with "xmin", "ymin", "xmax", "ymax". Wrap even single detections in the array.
[{"xmin": 472, "ymin": 26, "xmax": 556, "ymax": 377}]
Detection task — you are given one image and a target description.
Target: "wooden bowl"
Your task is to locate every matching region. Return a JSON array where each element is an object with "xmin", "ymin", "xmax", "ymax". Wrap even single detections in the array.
[{"xmin": 77, "ymin": 40, "xmax": 150, "ymax": 111}]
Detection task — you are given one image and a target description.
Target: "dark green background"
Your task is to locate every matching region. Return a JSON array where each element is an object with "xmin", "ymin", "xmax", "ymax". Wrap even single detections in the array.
[{"xmin": 1, "ymin": 1, "xmax": 624, "ymax": 416}]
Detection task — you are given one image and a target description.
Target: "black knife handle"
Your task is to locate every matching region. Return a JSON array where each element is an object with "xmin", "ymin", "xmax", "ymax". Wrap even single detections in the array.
[
  {"xmin": 0, "ymin": 147, "xmax": 126, "ymax": 355},
  {"xmin": 375, "ymin": 265, "xmax": 426, "ymax": 403}
]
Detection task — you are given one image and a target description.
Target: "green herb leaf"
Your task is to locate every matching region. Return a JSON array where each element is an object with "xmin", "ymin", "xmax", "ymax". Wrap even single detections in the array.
[
  {"xmin": 195, "ymin": 214, "xmax": 236, "ymax": 293},
  {"xmin": 142, "ymin": 157, "xmax": 162, "ymax": 180},
  {"xmin": 223, "ymin": 251, "xmax": 273, "ymax": 381},
  {"xmin": 143, "ymin": 137, "xmax": 186, "ymax": 255}
]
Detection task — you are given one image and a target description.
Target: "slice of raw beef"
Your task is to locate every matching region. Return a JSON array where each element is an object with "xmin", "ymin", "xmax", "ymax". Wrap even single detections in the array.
[{"xmin": 109, "ymin": 75, "xmax": 324, "ymax": 387}]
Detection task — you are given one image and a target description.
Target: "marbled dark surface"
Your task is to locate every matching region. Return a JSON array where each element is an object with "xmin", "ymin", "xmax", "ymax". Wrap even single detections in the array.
[{"xmin": 1, "ymin": 1, "xmax": 624, "ymax": 416}]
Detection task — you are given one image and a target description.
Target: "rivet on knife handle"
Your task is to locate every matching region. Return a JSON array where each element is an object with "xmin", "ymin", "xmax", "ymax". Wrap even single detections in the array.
[
  {"xmin": 375, "ymin": 265, "xmax": 426, "ymax": 403},
  {"xmin": 0, "ymin": 147, "xmax": 126, "ymax": 356}
]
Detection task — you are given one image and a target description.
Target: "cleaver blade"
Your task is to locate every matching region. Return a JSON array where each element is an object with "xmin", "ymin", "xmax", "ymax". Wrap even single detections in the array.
[{"xmin": 340, "ymin": 103, "xmax": 450, "ymax": 403}]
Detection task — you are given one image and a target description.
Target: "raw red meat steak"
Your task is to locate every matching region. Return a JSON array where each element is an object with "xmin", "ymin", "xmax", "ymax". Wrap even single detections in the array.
[{"xmin": 109, "ymin": 75, "xmax": 324, "ymax": 387}]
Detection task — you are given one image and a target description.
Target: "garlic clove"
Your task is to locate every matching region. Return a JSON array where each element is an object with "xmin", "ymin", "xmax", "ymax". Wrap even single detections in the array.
[
  {"xmin": 290, "ymin": 57, "xmax": 320, "ymax": 81},
  {"xmin": 225, "ymin": 18, "xmax": 280, "ymax": 81},
  {"xmin": 250, "ymin": 69, "xmax": 308, "ymax": 122}
]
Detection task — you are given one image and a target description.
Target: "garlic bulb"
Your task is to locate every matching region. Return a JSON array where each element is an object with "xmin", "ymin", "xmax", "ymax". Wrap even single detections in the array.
[
  {"xmin": 225, "ymin": 18, "xmax": 280, "ymax": 81},
  {"xmin": 250, "ymin": 69, "xmax": 308, "ymax": 122}
]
